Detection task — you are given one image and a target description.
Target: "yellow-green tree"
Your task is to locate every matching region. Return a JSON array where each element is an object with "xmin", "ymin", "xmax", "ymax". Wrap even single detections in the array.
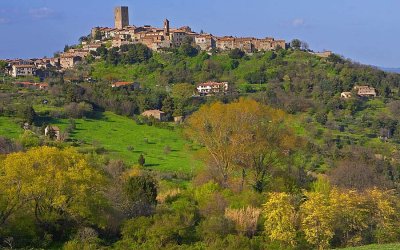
[
  {"xmin": 263, "ymin": 192, "xmax": 298, "ymax": 247},
  {"xmin": 300, "ymin": 191, "xmax": 335, "ymax": 250},
  {"xmin": 186, "ymin": 98, "xmax": 295, "ymax": 189},
  {"xmin": 0, "ymin": 146, "xmax": 107, "ymax": 229},
  {"xmin": 330, "ymin": 188, "xmax": 369, "ymax": 247},
  {"xmin": 365, "ymin": 188, "xmax": 400, "ymax": 244}
]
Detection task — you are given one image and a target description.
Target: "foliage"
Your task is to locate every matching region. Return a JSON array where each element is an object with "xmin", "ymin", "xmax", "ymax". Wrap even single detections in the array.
[
  {"xmin": 186, "ymin": 98, "xmax": 297, "ymax": 190},
  {"xmin": 0, "ymin": 147, "xmax": 107, "ymax": 247},
  {"xmin": 225, "ymin": 206, "xmax": 261, "ymax": 237},
  {"xmin": 263, "ymin": 188, "xmax": 400, "ymax": 249},
  {"xmin": 229, "ymin": 48, "xmax": 245, "ymax": 59},
  {"xmin": 64, "ymin": 102, "xmax": 94, "ymax": 118},
  {"xmin": 138, "ymin": 154, "xmax": 146, "ymax": 166},
  {"xmin": 263, "ymin": 192, "xmax": 298, "ymax": 247},
  {"xmin": 17, "ymin": 105, "xmax": 37, "ymax": 124},
  {"xmin": 124, "ymin": 174, "xmax": 158, "ymax": 216}
]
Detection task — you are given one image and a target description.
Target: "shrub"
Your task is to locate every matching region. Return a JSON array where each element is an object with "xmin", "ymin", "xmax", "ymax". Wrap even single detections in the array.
[
  {"xmin": 225, "ymin": 206, "xmax": 262, "ymax": 236},
  {"xmin": 229, "ymin": 48, "xmax": 245, "ymax": 59},
  {"xmin": 138, "ymin": 154, "xmax": 146, "ymax": 166}
]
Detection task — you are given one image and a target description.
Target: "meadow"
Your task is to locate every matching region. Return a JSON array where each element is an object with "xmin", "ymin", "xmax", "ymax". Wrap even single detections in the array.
[
  {"xmin": 51, "ymin": 111, "xmax": 201, "ymax": 173},
  {"xmin": 339, "ymin": 243, "xmax": 400, "ymax": 250},
  {"xmin": 0, "ymin": 116, "xmax": 23, "ymax": 139}
]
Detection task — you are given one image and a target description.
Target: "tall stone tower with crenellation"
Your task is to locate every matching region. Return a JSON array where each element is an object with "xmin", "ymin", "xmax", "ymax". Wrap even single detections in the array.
[{"xmin": 114, "ymin": 6, "xmax": 129, "ymax": 29}]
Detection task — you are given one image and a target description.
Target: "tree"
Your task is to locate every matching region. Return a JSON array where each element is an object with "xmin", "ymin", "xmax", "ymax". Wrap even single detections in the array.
[
  {"xmin": 94, "ymin": 30, "xmax": 102, "ymax": 40},
  {"xmin": 365, "ymin": 188, "xmax": 400, "ymax": 244},
  {"xmin": 64, "ymin": 44, "xmax": 70, "ymax": 52},
  {"xmin": 179, "ymin": 38, "xmax": 198, "ymax": 57},
  {"xmin": 0, "ymin": 147, "xmax": 107, "ymax": 240},
  {"xmin": 245, "ymin": 70, "xmax": 266, "ymax": 84},
  {"xmin": 229, "ymin": 48, "xmax": 245, "ymax": 59},
  {"xmin": 171, "ymin": 83, "xmax": 194, "ymax": 116},
  {"xmin": 18, "ymin": 105, "xmax": 36, "ymax": 124},
  {"xmin": 138, "ymin": 154, "xmax": 145, "ymax": 166},
  {"xmin": 263, "ymin": 193, "xmax": 298, "ymax": 247},
  {"xmin": 107, "ymin": 47, "xmax": 120, "ymax": 65},
  {"xmin": 120, "ymin": 44, "xmax": 153, "ymax": 64},
  {"xmin": 329, "ymin": 189, "xmax": 369, "ymax": 247},
  {"xmin": 171, "ymin": 83, "xmax": 194, "ymax": 101},
  {"xmin": 79, "ymin": 36, "xmax": 89, "ymax": 43},
  {"xmin": 388, "ymin": 100, "xmax": 400, "ymax": 117},
  {"xmin": 291, "ymin": 39, "xmax": 302, "ymax": 50},
  {"xmin": 300, "ymin": 191, "xmax": 335, "ymax": 250},
  {"xmin": 301, "ymin": 41, "xmax": 310, "ymax": 51},
  {"xmin": 124, "ymin": 174, "xmax": 158, "ymax": 216},
  {"xmin": 186, "ymin": 98, "xmax": 295, "ymax": 188},
  {"xmin": 0, "ymin": 60, "xmax": 7, "ymax": 71},
  {"xmin": 161, "ymin": 96, "xmax": 174, "ymax": 118},
  {"xmin": 96, "ymin": 45, "xmax": 108, "ymax": 58}
]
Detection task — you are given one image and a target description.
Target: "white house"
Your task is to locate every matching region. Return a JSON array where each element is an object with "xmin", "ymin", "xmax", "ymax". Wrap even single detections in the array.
[{"xmin": 197, "ymin": 81, "xmax": 229, "ymax": 95}]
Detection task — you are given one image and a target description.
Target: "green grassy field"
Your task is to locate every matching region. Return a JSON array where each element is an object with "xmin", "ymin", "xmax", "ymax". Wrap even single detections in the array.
[
  {"xmin": 337, "ymin": 243, "xmax": 400, "ymax": 250},
  {"xmin": 51, "ymin": 112, "xmax": 201, "ymax": 173},
  {"xmin": 0, "ymin": 116, "xmax": 23, "ymax": 139}
]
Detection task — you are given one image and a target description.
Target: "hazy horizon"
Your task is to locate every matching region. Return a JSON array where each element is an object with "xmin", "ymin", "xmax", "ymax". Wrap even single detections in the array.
[{"xmin": 0, "ymin": 0, "xmax": 399, "ymax": 68}]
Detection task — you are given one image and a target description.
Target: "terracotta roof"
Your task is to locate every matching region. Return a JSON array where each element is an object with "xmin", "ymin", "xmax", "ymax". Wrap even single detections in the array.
[
  {"xmin": 112, "ymin": 81, "xmax": 134, "ymax": 87},
  {"xmin": 198, "ymin": 81, "xmax": 228, "ymax": 87},
  {"xmin": 142, "ymin": 110, "xmax": 165, "ymax": 116},
  {"xmin": 38, "ymin": 83, "xmax": 49, "ymax": 88}
]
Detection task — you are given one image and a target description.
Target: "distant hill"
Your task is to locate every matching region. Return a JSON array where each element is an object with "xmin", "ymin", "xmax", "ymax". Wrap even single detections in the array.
[{"xmin": 379, "ymin": 67, "xmax": 400, "ymax": 73}]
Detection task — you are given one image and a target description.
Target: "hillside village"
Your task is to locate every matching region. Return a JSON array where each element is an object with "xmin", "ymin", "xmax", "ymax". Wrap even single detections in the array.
[{"xmin": 2, "ymin": 6, "xmax": 286, "ymax": 75}]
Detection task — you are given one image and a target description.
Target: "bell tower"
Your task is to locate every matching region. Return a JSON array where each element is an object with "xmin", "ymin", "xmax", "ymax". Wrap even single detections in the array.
[{"xmin": 164, "ymin": 19, "xmax": 170, "ymax": 37}]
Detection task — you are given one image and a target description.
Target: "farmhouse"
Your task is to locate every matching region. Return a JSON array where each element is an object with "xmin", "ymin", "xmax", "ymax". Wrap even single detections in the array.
[
  {"xmin": 45, "ymin": 125, "xmax": 61, "ymax": 140},
  {"xmin": 141, "ymin": 110, "xmax": 167, "ymax": 121},
  {"xmin": 340, "ymin": 92, "xmax": 352, "ymax": 99},
  {"xmin": 197, "ymin": 81, "xmax": 229, "ymax": 95},
  {"xmin": 354, "ymin": 85, "xmax": 377, "ymax": 97}
]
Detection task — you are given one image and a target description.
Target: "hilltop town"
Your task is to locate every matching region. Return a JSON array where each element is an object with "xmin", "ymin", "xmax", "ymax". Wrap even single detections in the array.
[{"xmin": 2, "ymin": 6, "xmax": 287, "ymax": 77}]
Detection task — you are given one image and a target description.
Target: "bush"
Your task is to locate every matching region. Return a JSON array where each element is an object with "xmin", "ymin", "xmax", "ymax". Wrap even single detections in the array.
[
  {"xmin": 17, "ymin": 105, "xmax": 36, "ymax": 124},
  {"xmin": 138, "ymin": 154, "xmax": 146, "ymax": 166},
  {"xmin": 64, "ymin": 102, "xmax": 94, "ymax": 118},
  {"xmin": 229, "ymin": 48, "xmax": 245, "ymax": 59}
]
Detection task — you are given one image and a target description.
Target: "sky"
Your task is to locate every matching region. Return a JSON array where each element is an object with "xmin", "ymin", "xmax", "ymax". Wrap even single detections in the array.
[{"xmin": 0, "ymin": 0, "xmax": 399, "ymax": 68}]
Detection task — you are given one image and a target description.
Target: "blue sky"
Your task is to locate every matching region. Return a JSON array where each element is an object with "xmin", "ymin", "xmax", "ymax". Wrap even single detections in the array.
[{"xmin": 0, "ymin": 0, "xmax": 399, "ymax": 67}]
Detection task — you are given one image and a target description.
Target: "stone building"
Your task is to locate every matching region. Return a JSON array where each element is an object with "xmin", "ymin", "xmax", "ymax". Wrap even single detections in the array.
[
  {"xmin": 11, "ymin": 65, "xmax": 36, "ymax": 77},
  {"xmin": 60, "ymin": 55, "xmax": 82, "ymax": 69},
  {"xmin": 88, "ymin": 7, "xmax": 286, "ymax": 54},
  {"xmin": 115, "ymin": 6, "xmax": 129, "ymax": 29},
  {"xmin": 354, "ymin": 85, "xmax": 377, "ymax": 97},
  {"xmin": 141, "ymin": 110, "xmax": 167, "ymax": 121},
  {"xmin": 195, "ymin": 34, "xmax": 216, "ymax": 51}
]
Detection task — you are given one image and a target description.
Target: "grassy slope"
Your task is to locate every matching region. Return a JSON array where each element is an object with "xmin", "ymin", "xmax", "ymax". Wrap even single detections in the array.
[
  {"xmin": 0, "ymin": 116, "xmax": 23, "ymax": 139},
  {"xmin": 51, "ymin": 112, "xmax": 201, "ymax": 173},
  {"xmin": 338, "ymin": 243, "xmax": 400, "ymax": 250}
]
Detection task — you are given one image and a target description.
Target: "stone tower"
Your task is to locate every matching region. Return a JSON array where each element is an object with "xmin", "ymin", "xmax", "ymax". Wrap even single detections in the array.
[
  {"xmin": 115, "ymin": 6, "xmax": 129, "ymax": 29},
  {"xmin": 164, "ymin": 19, "xmax": 170, "ymax": 37}
]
